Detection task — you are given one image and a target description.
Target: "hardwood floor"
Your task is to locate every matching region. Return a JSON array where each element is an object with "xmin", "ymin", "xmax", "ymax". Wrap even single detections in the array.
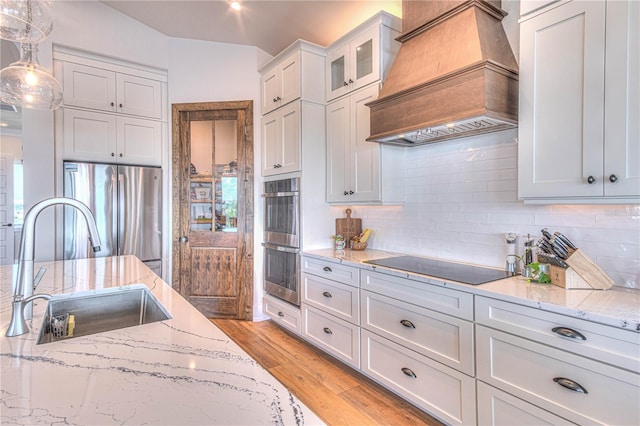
[{"xmin": 212, "ymin": 319, "xmax": 444, "ymax": 425}]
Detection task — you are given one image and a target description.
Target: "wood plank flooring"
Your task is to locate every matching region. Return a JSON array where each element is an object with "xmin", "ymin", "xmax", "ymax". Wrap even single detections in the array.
[{"xmin": 212, "ymin": 319, "xmax": 444, "ymax": 425}]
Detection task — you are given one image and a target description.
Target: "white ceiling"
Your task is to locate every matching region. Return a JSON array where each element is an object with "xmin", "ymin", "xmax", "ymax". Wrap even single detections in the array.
[{"xmin": 102, "ymin": 0, "xmax": 402, "ymax": 56}]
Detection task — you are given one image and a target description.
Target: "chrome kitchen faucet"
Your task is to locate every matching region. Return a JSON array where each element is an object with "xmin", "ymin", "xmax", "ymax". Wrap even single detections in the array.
[{"xmin": 6, "ymin": 198, "xmax": 102, "ymax": 337}]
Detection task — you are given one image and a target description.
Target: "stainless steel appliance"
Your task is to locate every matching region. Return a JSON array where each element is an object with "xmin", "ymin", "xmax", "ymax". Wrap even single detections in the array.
[
  {"xmin": 63, "ymin": 161, "xmax": 162, "ymax": 276},
  {"xmin": 364, "ymin": 256, "xmax": 511, "ymax": 285},
  {"xmin": 262, "ymin": 177, "xmax": 300, "ymax": 306}
]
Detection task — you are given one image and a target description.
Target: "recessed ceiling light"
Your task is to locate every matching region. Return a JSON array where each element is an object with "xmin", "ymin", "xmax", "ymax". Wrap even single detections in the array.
[{"xmin": 230, "ymin": 1, "xmax": 241, "ymax": 11}]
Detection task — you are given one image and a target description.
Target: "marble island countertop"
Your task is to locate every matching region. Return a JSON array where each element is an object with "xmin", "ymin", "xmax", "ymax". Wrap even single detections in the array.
[
  {"xmin": 304, "ymin": 248, "xmax": 640, "ymax": 332},
  {"xmin": 0, "ymin": 255, "xmax": 324, "ymax": 425}
]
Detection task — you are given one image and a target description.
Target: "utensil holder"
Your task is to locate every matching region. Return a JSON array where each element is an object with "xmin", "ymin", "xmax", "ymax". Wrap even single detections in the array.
[{"xmin": 549, "ymin": 249, "xmax": 613, "ymax": 290}]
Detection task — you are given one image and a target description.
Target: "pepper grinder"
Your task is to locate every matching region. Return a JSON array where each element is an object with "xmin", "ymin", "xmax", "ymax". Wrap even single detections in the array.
[{"xmin": 505, "ymin": 233, "xmax": 518, "ymax": 275}]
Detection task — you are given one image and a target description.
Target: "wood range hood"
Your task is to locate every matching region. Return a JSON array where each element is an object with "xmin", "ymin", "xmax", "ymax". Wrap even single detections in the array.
[{"xmin": 367, "ymin": 0, "xmax": 519, "ymax": 146}]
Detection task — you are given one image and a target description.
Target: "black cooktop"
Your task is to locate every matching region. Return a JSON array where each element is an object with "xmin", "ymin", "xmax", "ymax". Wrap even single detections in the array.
[{"xmin": 364, "ymin": 256, "xmax": 512, "ymax": 285}]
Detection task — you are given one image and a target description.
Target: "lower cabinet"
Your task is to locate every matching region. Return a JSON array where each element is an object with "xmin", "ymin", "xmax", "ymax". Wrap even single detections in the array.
[
  {"xmin": 361, "ymin": 329, "xmax": 476, "ymax": 426},
  {"xmin": 263, "ymin": 293, "xmax": 301, "ymax": 335},
  {"xmin": 302, "ymin": 304, "xmax": 360, "ymax": 368},
  {"xmin": 476, "ymin": 381, "xmax": 576, "ymax": 425},
  {"xmin": 476, "ymin": 325, "xmax": 640, "ymax": 425}
]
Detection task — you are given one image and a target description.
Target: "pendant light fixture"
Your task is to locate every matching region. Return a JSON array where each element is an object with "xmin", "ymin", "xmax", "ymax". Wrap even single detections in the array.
[
  {"xmin": 0, "ymin": 0, "xmax": 53, "ymax": 43},
  {"xmin": 0, "ymin": 42, "xmax": 62, "ymax": 109},
  {"xmin": 0, "ymin": 0, "xmax": 62, "ymax": 110}
]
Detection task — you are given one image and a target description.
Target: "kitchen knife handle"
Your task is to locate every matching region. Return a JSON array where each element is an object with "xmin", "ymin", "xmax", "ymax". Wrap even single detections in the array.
[
  {"xmin": 553, "ymin": 377, "xmax": 588, "ymax": 394},
  {"xmin": 552, "ymin": 326, "xmax": 586, "ymax": 341},
  {"xmin": 587, "ymin": 175, "xmax": 596, "ymax": 184}
]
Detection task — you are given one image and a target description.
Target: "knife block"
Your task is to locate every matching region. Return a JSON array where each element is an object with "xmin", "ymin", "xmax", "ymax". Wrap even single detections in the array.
[{"xmin": 549, "ymin": 249, "xmax": 614, "ymax": 290}]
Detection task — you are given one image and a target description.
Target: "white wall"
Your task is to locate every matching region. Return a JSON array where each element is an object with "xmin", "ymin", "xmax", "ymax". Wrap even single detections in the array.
[{"xmin": 344, "ymin": 129, "xmax": 640, "ymax": 289}]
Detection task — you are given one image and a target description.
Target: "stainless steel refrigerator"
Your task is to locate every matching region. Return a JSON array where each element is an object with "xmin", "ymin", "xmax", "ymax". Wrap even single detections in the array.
[{"xmin": 63, "ymin": 161, "xmax": 162, "ymax": 276}]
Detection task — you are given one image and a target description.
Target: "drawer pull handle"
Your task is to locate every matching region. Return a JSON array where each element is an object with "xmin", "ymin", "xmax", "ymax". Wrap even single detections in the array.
[
  {"xmin": 401, "ymin": 367, "xmax": 417, "ymax": 379},
  {"xmin": 322, "ymin": 266, "xmax": 333, "ymax": 272},
  {"xmin": 277, "ymin": 311, "xmax": 285, "ymax": 317},
  {"xmin": 400, "ymin": 319, "xmax": 416, "ymax": 329},
  {"xmin": 323, "ymin": 327, "xmax": 333, "ymax": 335},
  {"xmin": 322, "ymin": 291, "xmax": 332, "ymax": 298},
  {"xmin": 553, "ymin": 377, "xmax": 588, "ymax": 394},
  {"xmin": 552, "ymin": 327, "xmax": 586, "ymax": 341}
]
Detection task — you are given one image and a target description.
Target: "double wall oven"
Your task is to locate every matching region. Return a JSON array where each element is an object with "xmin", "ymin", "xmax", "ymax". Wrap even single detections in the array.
[{"xmin": 262, "ymin": 177, "xmax": 301, "ymax": 306}]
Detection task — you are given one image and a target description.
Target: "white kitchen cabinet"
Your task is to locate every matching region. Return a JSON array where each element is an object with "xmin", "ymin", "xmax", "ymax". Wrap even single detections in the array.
[
  {"xmin": 300, "ymin": 255, "xmax": 360, "ymax": 367},
  {"xmin": 518, "ymin": 0, "xmax": 639, "ymax": 202},
  {"xmin": 476, "ymin": 324, "xmax": 640, "ymax": 425},
  {"xmin": 260, "ymin": 50, "xmax": 300, "ymax": 115},
  {"xmin": 477, "ymin": 381, "xmax": 576, "ymax": 426},
  {"xmin": 326, "ymin": 84, "xmax": 404, "ymax": 204},
  {"xmin": 325, "ymin": 12, "xmax": 400, "ymax": 102},
  {"xmin": 262, "ymin": 101, "xmax": 300, "ymax": 176},
  {"xmin": 361, "ymin": 329, "xmax": 476, "ymax": 426},
  {"xmin": 264, "ymin": 293, "xmax": 301, "ymax": 335},
  {"xmin": 259, "ymin": 40, "xmax": 325, "ymax": 177},
  {"xmin": 62, "ymin": 61, "xmax": 163, "ymax": 119},
  {"xmin": 63, "ymin": 109, "xmax": 162, "ymax": 167}
]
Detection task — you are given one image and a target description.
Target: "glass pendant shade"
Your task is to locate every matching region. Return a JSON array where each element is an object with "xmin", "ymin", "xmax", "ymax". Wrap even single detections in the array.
[
  {"xmin": 0, "ymin": 0, "xmax": 53, "ymax": 43},
  {"xmin": 0, "ymin": 43, "xmax": 62, "ymax": 109}
]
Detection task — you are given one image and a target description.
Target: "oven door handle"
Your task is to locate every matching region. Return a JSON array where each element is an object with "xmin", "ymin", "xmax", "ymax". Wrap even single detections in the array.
[
  {"xmin": 262, "ymin": 242, "xmax": 300, "ymax": 253},
  {"xmin": 262, "ymin": 192, "xmax": 299, "ymax": 197}
]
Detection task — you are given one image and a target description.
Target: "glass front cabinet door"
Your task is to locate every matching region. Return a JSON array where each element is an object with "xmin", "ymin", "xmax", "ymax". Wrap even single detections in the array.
[{"xmin": 326, "ymin": 25, "xmax": 380, "ymax": 102}]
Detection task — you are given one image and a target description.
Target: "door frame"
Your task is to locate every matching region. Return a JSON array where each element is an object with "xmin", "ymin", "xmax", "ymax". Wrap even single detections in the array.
[{"xmin": 171, "ymin": 101, "xmax": 254, "ymax": 320}]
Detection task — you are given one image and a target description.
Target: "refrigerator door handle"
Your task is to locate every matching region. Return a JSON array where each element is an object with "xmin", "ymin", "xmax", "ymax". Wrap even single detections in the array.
[{"xmin": 118, "ymin": 173, "xmax": 125, "ymax": 256}]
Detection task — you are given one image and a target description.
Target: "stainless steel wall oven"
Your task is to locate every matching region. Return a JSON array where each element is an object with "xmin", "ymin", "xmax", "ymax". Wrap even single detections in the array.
[{"xmin": 262, "ymin": 177, "xmax": 300, "ymax": 306}]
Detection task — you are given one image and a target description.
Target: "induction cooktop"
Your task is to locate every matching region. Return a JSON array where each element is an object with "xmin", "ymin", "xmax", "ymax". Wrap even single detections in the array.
[{"xmin": 364, "ymin": 256, "xmax": 512, "ymax": 285}]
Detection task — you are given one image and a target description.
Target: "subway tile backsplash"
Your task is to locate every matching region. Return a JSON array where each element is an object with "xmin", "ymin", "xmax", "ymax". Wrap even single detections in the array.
[{"xmin": 336, "ymin": 129, "xmax": 640, "ymax": 289}]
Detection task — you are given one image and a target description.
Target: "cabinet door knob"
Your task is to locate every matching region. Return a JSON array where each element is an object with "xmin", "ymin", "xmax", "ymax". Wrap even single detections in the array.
[
  {"xmin": 587, "ymin": 175, "xmax": 596, "ymax": 184},
  {"xmin": 553, "ymin": 377, "xmax": 588, "ymax": 394},
  {"xmin": 111, "ymin": 152, "xmax": 115, "ymax": 157},
  {"xmin": 400, "ymin": 319, "xmax": 416, "ymax": 329},
  {"xmin": 178, "ymin": 236, "xmax": 189, "ymax": 243},
  {"xmin": 322, "ymin": 291, "xmax": 332, "ymax": 298},
  {"xmin": 276, "ymin": 96, "xmax": 281, "ymax": 101},
  {"xmin": 552, "ymin": 326, "xmax": 586, "ymax": 341},
  {"xmin": 349, "ymin": 190, "xmax": 354, "ymax": 195},
  {"xmin": 119, "ymin": 103, "xmax": 123, "ymax": 108},
  {"xmin": 119, "ymin": 153, "xmax": 123, "ymax": 157},
  {"xmin": 277, "ymin": 311, "xmax": 285, "ymax": 317},
  {"xmin": 323, "ymin": 327, "xmax": 332, "ymax": 335},
  {"xmin": 609, "ymin": 174, "xmax": 618, "ymax": 183},
  {"xmin": 273, "ymin": 98, "xmax": 277, "ymax": 103},
  {"xmin": 322, "ymin": 266, "xmax": 332, "ymax": 272},
  {"xmin": 401, "ymin": 367, "xmax": 417, "ymax": 378},
  {"xmin": 110, "ymin": 102, "xmax": 115, "ymax": 107},
  {"xmin": 343, "ymin": 191, "xmax": 348, "ymax": 195},
  {"xmin": 343, "ymin": 81, "xmax": 349, "ymax": 87},
  {"xmin": 348, "ymin": 79, "xmax": 354, "ymax": 84}
]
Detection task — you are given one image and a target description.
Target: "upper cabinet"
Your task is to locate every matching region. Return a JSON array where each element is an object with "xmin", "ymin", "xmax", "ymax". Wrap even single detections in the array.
[
  {"xmin": 62, "ymin": 62, "xmax": 163, "ymax": 120},
  {"xmin": 325, "ymin": 12, "xmax": 400, "ymax": 103},
  {"xmin": 518, "ymin": 0, "xmax": 639, "ymax": 202},
  {"xmin": 54, "ymin": 48, "xmax": 167, "ymax": 167},
  {"xmin": 259, "ymin": 40, "xmax": 325, "ymax": 177},
  {"xmin": 261, "ymin": 51, "xmax": 301, "ymax": 115}
]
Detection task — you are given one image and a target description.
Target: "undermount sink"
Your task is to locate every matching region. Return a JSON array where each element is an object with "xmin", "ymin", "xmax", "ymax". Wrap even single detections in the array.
[{"xmin": 36, "ymin": 285, "xmax": 171, "ymax": 344}]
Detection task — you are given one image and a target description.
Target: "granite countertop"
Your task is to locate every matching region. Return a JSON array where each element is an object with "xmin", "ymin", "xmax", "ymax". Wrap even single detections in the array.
[
  {"xmin": 0, "ymin": 255, "xmax": 323, "ymax": 425},
  {"xmin": 303, "ymin": 248, "xmax": 640, "ymax": 332}
]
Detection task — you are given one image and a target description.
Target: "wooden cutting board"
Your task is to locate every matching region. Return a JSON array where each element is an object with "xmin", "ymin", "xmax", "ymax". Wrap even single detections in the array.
[{"xmin": 335, "ymin": 208, "xmax": 362, "ymax": 244}]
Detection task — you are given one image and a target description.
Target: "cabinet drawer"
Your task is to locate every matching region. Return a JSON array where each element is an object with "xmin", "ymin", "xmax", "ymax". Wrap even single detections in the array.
[
  {"xmin": 361, "ymin": 330, "xmax": 476, "ymax": 426},
  {"xmin": 477, "ymin": 381, "xmax": 576, "ymax": 425},
  {"xmin": 361, "ymin": 290, "xmax": 474, "ymax": 375},
  {"xmin": 302, "ymin": 305, "xmax": 360, "ymax": 368},
  {"xmin": 476, "ymin": 296, "xmax": 640, "ymax": 373},
  {"xmin": 301, "ymin": 256, "xmax": 359, "ymax": 287},
  {"xmin": 302, "ymin": 273, "xmax": 359, "ymax": 324},
  {"xmin": 360, "ymin": 270, "xmax": 473, "ymax": 320},
  {"xmin": 476, "ymin": 325, "xmax": 640, "ymax": 425},
  {"xmin": 264, "ymin": 294, "xmax": 301, "ymax": 335}
]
